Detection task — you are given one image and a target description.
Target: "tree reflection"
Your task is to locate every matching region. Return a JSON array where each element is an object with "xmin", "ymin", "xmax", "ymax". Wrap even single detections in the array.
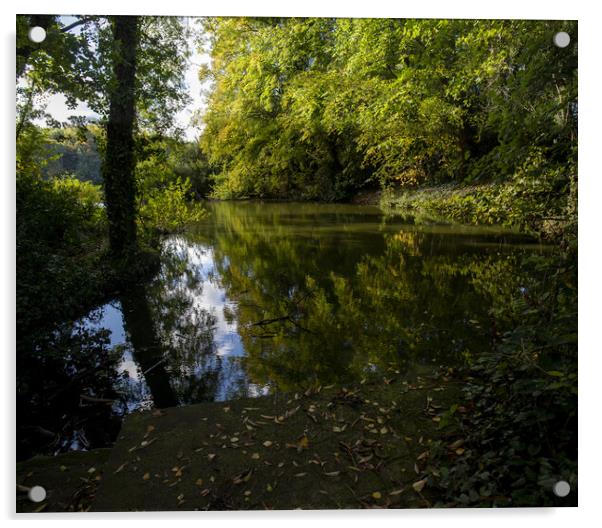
[
  {"xmin": 194, "ymin": 202, "xmax": 545, "ymax": 393},
  {"xmin": 119, "ymin": 284, "xmax": 178, "ymax": 409},
  {"xmin": 117, "ymin": 237, "xmax": 251, "ymax": 409},
  {"xmin": 17, "ymin": 202, "xmax": 548, "ymax": 458},
  {"xmin": 16, "ymin": 322, "xmax": 122, "ymax": 460}
]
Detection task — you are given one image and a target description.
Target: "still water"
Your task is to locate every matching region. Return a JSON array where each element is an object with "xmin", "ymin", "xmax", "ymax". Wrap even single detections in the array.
[{"xmin": 18, "ymin": 202, "xmax": 551, "ymax": 456}]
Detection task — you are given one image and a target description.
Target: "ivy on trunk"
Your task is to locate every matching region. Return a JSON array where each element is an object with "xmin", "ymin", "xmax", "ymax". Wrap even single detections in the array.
[{"xmin": 102, "ymin": 15, "xmax": 139, "ymax": 256}]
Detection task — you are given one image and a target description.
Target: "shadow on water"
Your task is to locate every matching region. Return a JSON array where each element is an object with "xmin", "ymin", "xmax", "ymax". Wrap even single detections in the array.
[{"xmin": 17, "ymin": 201, "xmax": 554, "ymax": 458}]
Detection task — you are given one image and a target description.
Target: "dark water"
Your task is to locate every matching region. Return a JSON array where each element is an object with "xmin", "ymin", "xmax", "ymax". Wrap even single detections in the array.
[{"xmin": 17, "ymin": 201, "xmax": 552, "ymax": 457}]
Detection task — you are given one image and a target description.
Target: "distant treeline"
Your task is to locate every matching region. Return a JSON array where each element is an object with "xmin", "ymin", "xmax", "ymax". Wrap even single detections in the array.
[
  {"xmin": 42, "ymin": 127, "xmax": 103, "ymax": 183},
  {"xmin": 40, "ymin": 126, "xmax": 214, "ymax": 198},
  {"xmin": 200, "ymin": 18, "xmax": 577, "ymax": 202}
]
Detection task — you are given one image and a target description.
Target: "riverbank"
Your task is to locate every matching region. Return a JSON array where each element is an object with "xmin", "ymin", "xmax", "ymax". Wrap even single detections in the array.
[
  {"xmin": 18, "ymin": 370, "xmax": 466, "ymax": 512},
  {"xmin": 378, "ymin": 180, "xmax": 577, "ymax": 240}
]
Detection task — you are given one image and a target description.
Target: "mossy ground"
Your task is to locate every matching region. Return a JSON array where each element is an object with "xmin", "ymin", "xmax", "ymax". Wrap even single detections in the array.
[
  {"xmin": 16, "ymin": 449, "xmax": 111, "ymax": 512},
  {"xmin": 17, "ymin": 371, "xmax": 463, "ymax": 512}
]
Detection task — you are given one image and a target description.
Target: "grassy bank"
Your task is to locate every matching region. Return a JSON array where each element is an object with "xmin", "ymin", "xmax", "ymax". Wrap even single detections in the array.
[{"xmin": 380, "ymin": 178, "xmax": 577, "ymax": 241}]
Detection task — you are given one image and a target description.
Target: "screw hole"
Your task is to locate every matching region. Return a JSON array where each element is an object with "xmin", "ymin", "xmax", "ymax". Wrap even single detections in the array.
[
  {"xmin": 553, "ymin": 32, "xmax": 570, "ymax": 48},
  {"xmin": 28, "ymin": 485, "xmax": 47, "ymax": 503},
  {"xmin": 28, "ymin": 26, "xmax": 46, "ymax": 43},
  {"xmin": 553, "ymin": 480, "xmax": 570, "ymax": 497}
]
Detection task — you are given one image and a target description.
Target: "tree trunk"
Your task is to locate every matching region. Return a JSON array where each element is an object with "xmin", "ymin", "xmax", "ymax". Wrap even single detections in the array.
[{"xmin": 103, "ymin": 15, "xmax": 139, "ymax": 256}]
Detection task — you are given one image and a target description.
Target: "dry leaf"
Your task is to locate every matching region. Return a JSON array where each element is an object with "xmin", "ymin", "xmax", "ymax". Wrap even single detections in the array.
[
  {"xmin": 448, "ymin": 439, "xmax": 465, "ymax": 450},
  {"xmin": 142, "ymin": 472, "xmax": 150, "ymax": 481},
  {"xmin": 372, "ymin": 491, "xmax": 382, "ymax": 499},
  {"xmin": 412, "ymin": 479, "xmax": 427, "ymax": 493}
]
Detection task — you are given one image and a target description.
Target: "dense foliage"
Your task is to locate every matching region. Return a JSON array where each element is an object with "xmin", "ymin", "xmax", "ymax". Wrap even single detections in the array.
[{"xmin": 200, "ymin": 18, "xmax": 576, "ymax": 208}]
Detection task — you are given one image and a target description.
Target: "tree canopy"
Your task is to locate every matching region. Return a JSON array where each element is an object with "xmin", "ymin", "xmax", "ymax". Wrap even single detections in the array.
[{"xmin": 200, "ymin": 18, "xmax": 577, "ymax": 201}]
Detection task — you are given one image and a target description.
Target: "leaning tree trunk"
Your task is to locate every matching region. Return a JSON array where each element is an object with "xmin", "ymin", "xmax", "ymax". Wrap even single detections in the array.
[{"xmin": 103, "ymin": 15, "xmax": 139, "ymax": 256}]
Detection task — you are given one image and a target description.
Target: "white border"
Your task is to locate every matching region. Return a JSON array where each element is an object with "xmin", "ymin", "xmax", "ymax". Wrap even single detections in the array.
[{"xmin": 2, "ymin": 1, "xmax": 600, "ymax": 526}]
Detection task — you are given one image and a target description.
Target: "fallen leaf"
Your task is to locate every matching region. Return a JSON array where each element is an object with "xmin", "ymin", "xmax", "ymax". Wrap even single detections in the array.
[
  {"xmin": 448, "ymin": 439, "xmax": 465, "ymax": 450},
  {"xmin": 412, "ymin": 479, "xmax": 427, "ymax": 493},
  {"xmin": 372, "ymin": 491, "xmax": 382, "ymax": 499},
  {"xmin": 142, "ymin": 472, "xmax": 150, "ymax": 481},
  {"xmin": 195, "ymin": 478, "xmax": 203, "ymax": 487},
  {"xmin": 262, "ymin": 441, "xmax": 273, "ymax": 447},
  {"xmin": 251, "ymin": 453, "xmax": 260, "ymax": 460},
  {"xmin": 233, "ymin": 469, "xmax": 254, "ymax": 484}
]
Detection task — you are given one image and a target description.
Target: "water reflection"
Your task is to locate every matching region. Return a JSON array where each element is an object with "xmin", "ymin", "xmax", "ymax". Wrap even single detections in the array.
[
  {"xmin": 103, "ymin": 238, "xmax": 258, "ymax": 413},
  {"xmin": 17, "ymin": 201, "xmax": 551, "ymax": 456}
]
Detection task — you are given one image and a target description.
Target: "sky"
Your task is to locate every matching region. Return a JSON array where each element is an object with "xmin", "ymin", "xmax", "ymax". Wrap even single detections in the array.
[{"xmin": 38, "ymin": 16, "xmax": 211, "ymax": 141}]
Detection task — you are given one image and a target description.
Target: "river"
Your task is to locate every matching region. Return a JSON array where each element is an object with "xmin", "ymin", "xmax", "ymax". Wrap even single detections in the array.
[{"xmin": 17, "ymin": 201, "xmax": 552, "ymax": 456}]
